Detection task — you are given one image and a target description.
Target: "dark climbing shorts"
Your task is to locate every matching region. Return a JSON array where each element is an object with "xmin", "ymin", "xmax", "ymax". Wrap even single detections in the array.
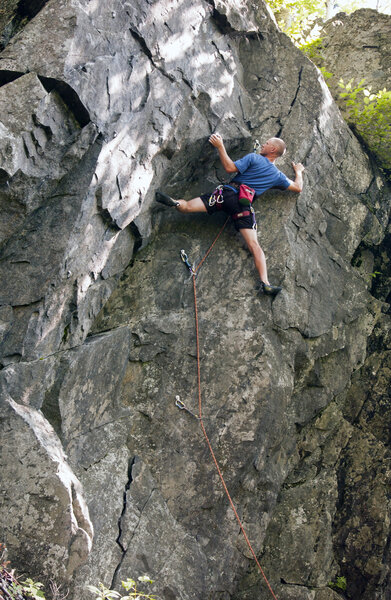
[{"xmin": 200, "ymin": 185, "xmax": 257, "ymax": 232}]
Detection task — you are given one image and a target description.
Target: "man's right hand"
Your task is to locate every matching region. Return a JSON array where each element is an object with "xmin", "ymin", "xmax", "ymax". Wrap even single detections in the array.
[
  {"xmin": 209, "ymin": 133, "xmax": 224, "ymax": 149},
  {"xmin": 209, "ymin": 133, "xmax": 238, "ymax": 174}
]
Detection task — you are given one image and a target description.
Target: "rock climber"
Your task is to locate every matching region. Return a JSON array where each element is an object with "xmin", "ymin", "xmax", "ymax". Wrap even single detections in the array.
[{"xmin": 156, "ymin": 133, "xmax": 305, "ymax": 295}]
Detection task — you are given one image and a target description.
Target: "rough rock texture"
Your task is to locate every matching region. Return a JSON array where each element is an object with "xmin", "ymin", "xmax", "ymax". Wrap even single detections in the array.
[
  {"xmin": 0, "ymin": 1, "xmax": 391, "ymax": 600},
  {"xmin": 317, "ymin": 9, "xmax": 391, "ymax": 105},
  {"xmin": 0, "ymin": 391, "xmax": 93, "ymax": 580},
  {"xmin": 314, "ymin": 9, "xmax": 391, "ymax": 177}
]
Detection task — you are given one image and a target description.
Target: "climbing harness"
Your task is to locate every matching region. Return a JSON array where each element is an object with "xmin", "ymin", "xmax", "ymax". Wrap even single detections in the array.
[
  {"xmin": 208, "ymin": 183, "xmax": 256, "ymax": 226},
  {"xmin": 178, "ymin": 223, "xmax": 279, "ymax": 600},
  {"xmin": 232, "ymin": 210, "xmax": 252, "ymax": 219},
  {"xmin": 232, "ymin": 206, "xmax": 257, "ymax": 230}
]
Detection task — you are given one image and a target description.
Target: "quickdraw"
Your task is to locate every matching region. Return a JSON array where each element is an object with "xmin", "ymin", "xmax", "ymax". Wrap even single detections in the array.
[
  {"xmin": 208, "ymin": 184, "xmax": 224, "ymax": 208},
  {"xmin": 180, "ymin": 249, "xmax": 196, "ymax": 276},
  {"xmin": 175, "ymin": 396, "xmax": 212, "ymax": 420},
  {"xmin": 175, "ymin": 396, "xmax": 200, "ymax": 419}
]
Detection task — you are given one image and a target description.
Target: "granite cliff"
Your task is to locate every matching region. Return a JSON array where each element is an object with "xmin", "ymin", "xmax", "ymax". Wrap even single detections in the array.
[{"xmin": 0, "ymin": 2, "xmax": 390, "ymax": 600}]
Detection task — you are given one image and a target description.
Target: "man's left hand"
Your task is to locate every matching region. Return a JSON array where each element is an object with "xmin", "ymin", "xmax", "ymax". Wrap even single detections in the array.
[{"xmin": 292, "ymin": 161, "xmax": 305, "ymax": 173}]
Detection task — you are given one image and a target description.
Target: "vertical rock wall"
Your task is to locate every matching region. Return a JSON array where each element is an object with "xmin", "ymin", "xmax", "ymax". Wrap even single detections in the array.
[{"xmin": 0, "ymin": 1, "xmax": 390, "ymax": 599}]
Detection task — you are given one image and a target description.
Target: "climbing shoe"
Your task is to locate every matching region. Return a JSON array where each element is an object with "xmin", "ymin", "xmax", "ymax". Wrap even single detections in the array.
[
  {"xmin": 155, "ymin": 190, "xmax": 179, "ymax": 207},
  {"xmin": 259, "ymin": 282, "xmax": 282, "ymax": 296}
]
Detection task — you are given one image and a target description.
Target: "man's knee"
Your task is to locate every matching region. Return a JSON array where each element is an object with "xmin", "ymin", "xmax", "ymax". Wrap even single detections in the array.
[
  {"xmin": 176, "ymin": 200, "xmax": 187, "ymax": 213},
  {"xmin": 178, "ymin": 198, "xmax": 207, "ymax": 214},
  {"xmin": 246, "ymin": 237, "xmax": 262, "ymax": 255}
]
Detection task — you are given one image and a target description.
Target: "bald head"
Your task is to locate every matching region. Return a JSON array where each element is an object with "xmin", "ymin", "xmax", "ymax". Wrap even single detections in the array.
[
  {"xmin": 260, "ymin": 137, "xmax": 287, "ymax": 161},
  {"xmin": 269, "ymin": 137, "xmax": 286, "ymax": 157}
]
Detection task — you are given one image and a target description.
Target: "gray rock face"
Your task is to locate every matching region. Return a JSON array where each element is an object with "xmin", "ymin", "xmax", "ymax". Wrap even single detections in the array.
[
  {"xmin": 0, "ymin": 391, "xmax": 93, "ymax": 580},
  {"xmin": 0, "ymin": 1, "xmax": 390, "ymax": 600},
  {"xmin": 318, "ymin": 9, "xmax": 391, "ymax": 104},
  {"xmin": 309, "ymin": 10, "xmax": 391, "ymax": 175}
]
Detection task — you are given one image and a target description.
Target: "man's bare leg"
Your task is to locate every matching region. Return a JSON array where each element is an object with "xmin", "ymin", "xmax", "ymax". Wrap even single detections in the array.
[
  {"xmin": 239, "ymin": 228, "xmax": 282, "ymax": 294},
  {"xmin": 176, "ymin": 198, "xmax": 208, "ymax": 213},
  {"xmin": 156, "ymin": 190, "xmax": 207, "ymax": 213},
  {"xmin": 239, "ymin": 228, "xmax": 269, "ymax": 284}
]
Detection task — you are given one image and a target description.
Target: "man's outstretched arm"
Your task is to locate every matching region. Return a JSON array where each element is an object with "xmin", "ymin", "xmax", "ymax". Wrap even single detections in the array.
[
  {"xmin": 287, "ymin": 161, "xmax": 305, "ymax": 193},
  {"xmin": 209, "ymin": 133, "xmax": 238, "ymax": 174}
]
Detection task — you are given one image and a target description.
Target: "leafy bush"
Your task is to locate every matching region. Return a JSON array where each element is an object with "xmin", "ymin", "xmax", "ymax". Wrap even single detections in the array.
[
  {"xmin": 86, "ymin": 576, "xmax": 158, "ymax": 600},
  {"xmin": 0, "ymin": 544, "xmax": 46, "ymax": 600},
  {"xmin": 339, "ymin": 78, "xmax": 391, "ymax": 175},
  {"xmin": 272, "ymin": 5, "xmax": 391, "ymax": 178},
  {"xmin": 299, "ymin": 36, "xmax": 323, "ymax": 61}
]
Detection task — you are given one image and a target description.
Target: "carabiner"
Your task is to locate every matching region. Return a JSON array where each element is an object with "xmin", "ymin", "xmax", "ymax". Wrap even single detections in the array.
[
  {"xmin": 208, "ymin": 193, "xmax": 216, "ymax": 207},
  {"xmin": 175, "ymin": 396, "xmax": 186, "ymax": 410},
  {"xmin": 180, "ymin": 249, "xmax": 195, "ymax": 275},
  {"xmin": 175, "ymin": 395, "xmax": 199, "ymax": 419}
]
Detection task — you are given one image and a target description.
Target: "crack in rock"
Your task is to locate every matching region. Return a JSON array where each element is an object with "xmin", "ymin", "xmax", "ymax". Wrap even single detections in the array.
[
  {"xmin": 111, "ymin": 456, "xmax": 136, "ymax": 588},
  {"xmin": 128, "ymin": 26, "xmax": 176, "ymax": 83},
  {"xmin": 110, "ymin": 457, "xmax": 157, "ymax": 590},
  {"xmin": 277, "ymin": 65, "xmax": 304, "ymax": 137}
]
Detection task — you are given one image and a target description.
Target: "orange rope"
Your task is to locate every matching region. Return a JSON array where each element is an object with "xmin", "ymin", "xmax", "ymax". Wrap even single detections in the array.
[
  {"xmin": 189, "ymin": 225, "xmax": 279, "ymax": 600},
  {"xmin": 194, "ymin": 217, "xmax": 230, "ymax": 274}
]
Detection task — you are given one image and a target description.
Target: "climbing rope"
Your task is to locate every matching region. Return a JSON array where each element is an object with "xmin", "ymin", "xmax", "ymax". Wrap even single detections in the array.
[{"xmin": 179, "ymin": 219, "xmax": 279, "ymax": 600}]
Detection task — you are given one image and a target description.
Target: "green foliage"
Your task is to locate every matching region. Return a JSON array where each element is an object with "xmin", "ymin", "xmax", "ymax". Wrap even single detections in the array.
[
  {"xmin": 86, "ymin": 576, "xmax": 158, "ymax": 600},
  {"xmin": 299, "ymin": 37, "xmax": 333, "ymax": 79},
  {"xmin": 268, "ymin": 0, "xmax": 391, "ymax": 177},
  {"xmin": 319, "ymin": 66, "xmax": 333, "ymax": 80},
  {"xmin": 0, "ymin": 544, "xmax": 48, "ymax": 600},
  {"xmin": 299, "ymin": 36, "xmax": 324, "ymax": 62},
  {"xmin": 328, "ymin": 575, "xmax": 347, "ymax": 591},
  {"xmin": 86, "ymin": 583, "xmax": 121, "ymax": 600},
  {"xmin": 21, "ymin": 579, "xmax": 46, "ymax": 600},
  {"xmin": 267, "ymin": 0, "xmax": 391, "ymax": 45},
  {"xmin": 267, "ymin": 0, "xmax": 326, "ymax": 42},
  {"xmin": 339, "ymin": 78, "xmax": 391, "ymax": 175}
]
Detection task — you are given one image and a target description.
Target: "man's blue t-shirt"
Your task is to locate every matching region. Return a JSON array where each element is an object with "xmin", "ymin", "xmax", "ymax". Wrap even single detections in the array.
[{"xmin": 232, "ymin": 153, "xmax": 291, "ymax": 195}]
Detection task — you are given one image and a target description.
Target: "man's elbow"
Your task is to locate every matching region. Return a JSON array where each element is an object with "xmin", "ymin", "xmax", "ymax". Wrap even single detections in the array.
[
  {"xmin": 289, "ymin": 183, "xmax": 303, "ymax": 193},
  {"xmin": 225, "ymin": 165, "xmax": 238, "ymax": 174}
]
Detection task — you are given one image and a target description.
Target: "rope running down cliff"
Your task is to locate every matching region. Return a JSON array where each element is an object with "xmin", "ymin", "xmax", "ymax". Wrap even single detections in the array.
[{"xmin": 180, "ymin": 218, "xmax": 279, "ymax": 600}]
